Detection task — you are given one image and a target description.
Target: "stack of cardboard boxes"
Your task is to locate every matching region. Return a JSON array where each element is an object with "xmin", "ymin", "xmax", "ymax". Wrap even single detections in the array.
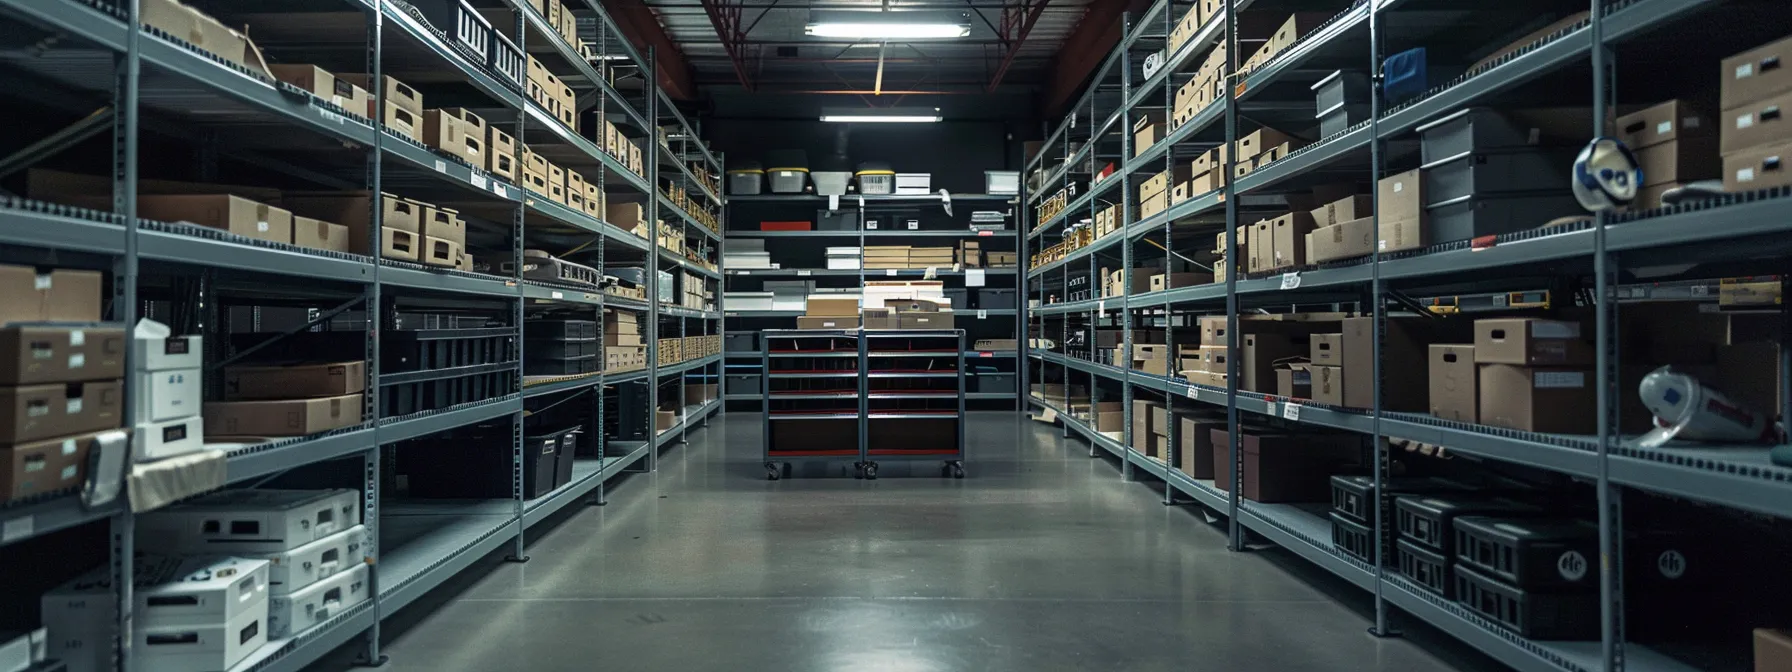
[
  {"xmin": 657, "ymin": 337, "xmax": 682, "ymax": 366},
  {"xmin": 1304, "ymin": 190, "xmax": 1376, "ymax": 265},
  {"xmin": 1165, "ymin": 0, "xmax": 1222, "ymax": 55},
  {"xmin": 207, "ymin": 360, "xmax": 365, "ymax": 438},
  {"xmin": 864, "ymin": 245, "xmax": 910, "ymax": 270},
  {"xmin": 986, "ymin": 251, "xmax": 1018, "ymax": 268},
  {"xmin": 1137, "ymin": 164, "xmax": 1188, "ymax": 220},
  {"xmin": 1234, "ymin": 127, "xmax": 1301, "ymax": 179},
  {"xmin": 131, "ymin": 320, "xmax": 205, "ymax": 464},
  {"xmin": 1236, "ymin": 13, "xmax": 1332, "ymax": 79},
  {"xmin": 958, "ymin": 240, "xmax": 982, "ymax": 267},
  {"xmin": 1616, "ymin": 99, "xmax": 1717, "ymax": 209},
  {"xmin": 1426, "ymin": 317, "xmax": 1595, "ymax": 434},
  {"xmin": 1093, "ymin": 203, "xmax": 1124, "ymax": 238},
  {"xmin": 1133, "ymin": 110, "xmax": 1168, "ymax": 159},
  {"xmin": 595, "ymin": 118, "xmax": 645, "ymax": 178},
  {"xmin": 0, "ymin": 266, "xmax": 126, "ymax": 504},
  {"xmin": 1173, "ymin": 41, "xmax": 1227, "ymax": 130},
  {"xmin": 908, "ymin": 246, "xmax": 956, "ymax": 270},
  {"xmin": 526, "ymin": 56, "xmax": 578, "ymax": 129},
  {"xmin": 1721, "ymin": 35, "xmax": 1792, "ymax": 194},
  {"xmin": 1130, "ymin": 400, "xmax": 1170, "ymax": 461},
  {"xmin": 271, "ymin": 64, "xmax": 371, "ymax": 123},
  {"xmin": 799, "ymin": 296, "xmax": 861, "ymax": 330},
  {"xmin": 604, "ymin": 309, "xmax": 647, "ymax": 373},
  {"xmin": 285, "ymin": 190, "xmax": 469, "ymax": 269}
]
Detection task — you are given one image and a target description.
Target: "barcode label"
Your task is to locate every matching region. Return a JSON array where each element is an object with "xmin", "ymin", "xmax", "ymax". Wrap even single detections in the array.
[{"xmin": 1282, "ymin": 403, "xmax": 1300, "ymax": 420}]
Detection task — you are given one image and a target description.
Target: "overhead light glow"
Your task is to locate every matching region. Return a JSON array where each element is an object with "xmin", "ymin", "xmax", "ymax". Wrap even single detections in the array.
[
  {"xmin": 805, "ymin": 22, "xmax": 970, "ymax": 39},
  {"xmin": 820, "ymin": 114, "xmax": 943, "ymax": 123}
]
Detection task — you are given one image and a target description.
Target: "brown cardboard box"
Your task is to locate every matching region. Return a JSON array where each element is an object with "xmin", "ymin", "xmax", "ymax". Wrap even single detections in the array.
[
  {"xmin": 1242, "ymin": 333, "xmax": 1304, "ymax": 393},
  {"xmin": 283, "ymin": 191, "xmax": 423, "ymax": 255},
  {"xmin": 1755, "ymin": 628, "xmax": 1792, "ymax": 672},
  {"xmin": 138, "ymin": 194, "xmax": 292, "ymax": 245},
  {"xmin": 1131, "ymin": 400, "xmax": 1160, "ymax": 445},
  {"xmin": 1267, "ymin": 12, "xmax": 1332, "ymax": 54},
  {"xmin": 1429, "ymin": 344, "xmax": 1478, "ymax": 422},
  {"xmin": 1190, "ymin": 167, "xmax": 1227, "ymax": 194},
  {"xmin": 1176, "ymin": 414, "xmax": 1221, "ymax": 478},
  {"xmin": 204, "ymin": 393, "xmax": 363, "ymax": 437},
  {"xmin": 607, "ymin": 202, "xmax": 646, "ymax": 232},
  {"xmin": 1474, "ymin": 318, "xmax": 1592, "ymax": 365},
  {"xmin": 1185, "ymin": 370, "xmax": 1227, "ymax": 388},
  {"xmin": 421, "ymin": 236, "xmax": 460, "ymax": 267},
  {"xmin": 0, "ymin": 326, "xmax": 126, "ymax": 384},
  {"xmin": 547, "ymin": 163, "xmax": 568, "ymax": 203},
  {"xmin": 224, "ymin": 361, "xmax": 367, "ymax": 400},
  {"xmin": 1309, "ymin": 216, "xmax": 1375, "ymax": 263},
  {"xmin": 1722, "ymin": 90, "xmax": 1792, "ymax": 155},
  {"xmin": 900, "ymin": 312, "xmax": 955, "ymax": 330},
  {"xmin": 1248, "ymin": 220, "xmax": 1272, "ymax": 273},
  {"xmin": 141, "ymin": 0, "xmax": 271, "ymax": 77},
  {"xmin": 1139, "ymin": 192, "xmax": 1169, "ymax": 220},
  {"xmin": 0, "ymin": 430, "xmax": 106, "ymax": 501},
  {"xmin": 1721, "ymin": 35, "xmax": 1792, "ymax": 111},
  {"xmin": 796, "ymin": 316, "xmax": 859, "ymax": 330},
  {"xmin": 1478, "ymin": 365, "xmax": 1595, "ymax": 433},
  {"xmin": 1150, "ymin": 273, "xmax": 1210, "ymax": 292},
  {"xmin": 890, "ymin": 299, "xmax": 944, "ymax": 313},
  {"xmin": 1616, "ymin": 100, "xmax": 1713, "ymax": 151},
  {"xmin": 1377, "ymin": 168, "xmax": 1425, "ymax": 238},
  {"xmin": 291, "ymin": 216, "xmax": 350, "ymax": 253},
  {"xmin": 1210, "ymin": 428, "xmax": 1358, "ymax": 502},
  {"xmin": 1199, "ymin": 316, "xmax": 1230, "ymax": 345},
  {"xmin": 337, "ymin": 73, "xmax": 423, "ymax": 118},
  {"xmin": 1310, "ymin": 333, "xmax": 1343, "ymax": 365},
  {"xmin": 419, "ymin": 204, "xmax": 466, "ymax": 248},
  {"xmin": 1192, "ymin": 145, "xmax": 1229, "ymax": 175},
  {"xmin": 1133, "ymin": 111, "xmax": 1168, "ymax": 157},
  {"xmin": 0, "ymin": 380, "xmax": 122, "ymax": 443},
  {"xmin": 0, "ymin": 265, "xmax": 102, "ymax": 326},
  {"xmin": 1725, "ymin": 141, "xmax": 1792, "ymax": 192},
  {"xmin": 1276, "ymin": 362, "xmax": 1311, "ymax": 398},
  {"xmin": 383, "ymin": 229, "xmax": 419, "ymax": 262},
  {"xmin": 1379, "ymin": 217, "xmax": 1428, "ymax": 255},
  {"xmin": 1271, "ymin": 212, "xmax": 1318, "ymax": 269},
  {"xmin": 1468, "ymin": 11, "xmax": 1589, "ymax": 74},
  {"xmin": 1311, "ymin": 195, "xmax": 1375, "ymax": 229},
  {"xmin": 490, "ymin": 126, "xmax": 517, "ymax": 179},
  {"xmin": 1343, "ymin": 316, "xmax": 1460, "ymax": 410},
  {"xmin": 1236, "ymin": 128, "xmax": 1293, "ymax": 161},
  {"xmin": 1311, "ymin": 365, "xmax": 1343, "ymax": 405},
  {"xmin": 805, "ymin": 297, "xmax": 860, "ymax": 316},
  {"xmin": 1093, "ymin": 401, "xmax": 1124, "ymax": 433},
  {"xmin": 1199, "ymin": 345, "xmax": 1229, "ymax": 374},
  {"xmin": 268, "ymin": 65, "xmax": 370, "ymax": 120}
]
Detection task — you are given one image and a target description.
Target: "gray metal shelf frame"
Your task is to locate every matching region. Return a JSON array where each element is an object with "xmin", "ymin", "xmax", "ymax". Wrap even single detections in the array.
[
  {"xmin": 1022, "ymin": 0, "xmax": 1786, "ymax": 670},
  {"xmin": 0, "ymin": 1, "xmax": 722, "ymax": 671}
]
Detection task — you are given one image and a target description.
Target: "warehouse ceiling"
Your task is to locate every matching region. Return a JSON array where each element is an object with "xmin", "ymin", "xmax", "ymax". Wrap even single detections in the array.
[{"xmin": 637, "ymin": 0, "xmax": 1100, "ymax": 96}]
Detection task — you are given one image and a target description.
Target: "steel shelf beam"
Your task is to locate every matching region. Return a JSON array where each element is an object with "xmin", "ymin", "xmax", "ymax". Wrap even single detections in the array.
[
  {"xmin": 727, "ymin": 229, "xmax": 1018, "ymax": 238},
  {"xmin": 379, "ymin": 396, "xmax": 523, "ymax": 443},
  {"xmin": 225, "ymin": 428, "xmax": 377, "ymax": 484}
]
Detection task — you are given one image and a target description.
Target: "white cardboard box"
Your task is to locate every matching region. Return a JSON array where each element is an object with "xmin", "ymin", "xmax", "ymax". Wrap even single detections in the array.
[
  {"xmin": 257, "ymin": 525, "xmax": 369, "ymax": 596},
  {"xmin": 134, "ymin": 415, "xmax": 205, "ymax": 463},
  {"xmin": 133, "ymin": 319, "xmax": 203, "ymax": 372},
  {"xmin": 133, "ymin": 367, "xmax": 201, "ymax": 422},
  {"xmin": 139, "ymin": 489, "xmax": 361, "ymax": 554},
  {"xmin": 269, "ymin": 562, "xmax": 369, "ymax": 638},
  {"xmin": 137, "ymin": 602, "xmax": 267, "ymax": 672}
]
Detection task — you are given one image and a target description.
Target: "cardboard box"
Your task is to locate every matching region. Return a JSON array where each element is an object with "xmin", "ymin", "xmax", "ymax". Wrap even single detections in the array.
[
  {"xmin": 1756, "ymin": 628, "xmax": 1792, "ymax": 672},
  {"xmin": 223, "ymin": 361, "xmax": 368, "ymax": 400},
  {"xmin": 490, "ymin": 126, "xmax": 517, "ymax": 178},
  {"xmin": 1267, "ymin": 12, "xmax": 1332, "ymax": 55},
  {"xmin": 1310, "ymin": 333, "xmax": 1343, "ymax": 365},
  {"xmin": 1616, "ymin": 100, "xmax": 1713, "ymax": 151},
  {"xmin": 805, "ymin": 297, "xmax": 859, "ymax": 317},
  {"xmin": 1378, "ymin": 216, "xmax": 1429, "ymax": 255},
  {"xmin": 899, "ymin": 312, "xmax": 955, "ymax": 329},
  {"xmin": 1185, "ymin": 370, "xmax": 1227, "ymax": 388},
  {"xmin": 133, "ymin": 367, "xmax": 199, "ymax": 422},
  {"xmin": 1276, "ymin": 363, "xmax": 1311, "ymax": 398},
  {"xmin": 1241, "ymin": 333, "xmax": 1303, "ymax": 393},
  {"xmin": 1139, "ymin": 192, "xmax": 1169, "ymax": 220},
  {"xmin": 138, "ymin": 194, "xmax": 292, "ymax": 245},
  {"xmin": 337, "ymin": 73, "xmax": 423, "ymax": 118},
  {"xmin": 1133, "ymin": 111, "xmax": 1168, "ymax": 157},
  {"xmin": 1199, "ymin": 345, "xmax": 1229, "ymax": 374},
  {"xmin": 1725, "ymin": 140, "xmax": 1792, "ymax": 192},
  {"xmin": 1271, "ymin": 212, "xmax": 1317, "ymax": 269},
  {"xmin": 795, "ymin": 316, "xmax": 859, "ymax": 330},
  {"xmin": 1474, "ymin": 318, "xmax": 1591, "ymax": 365},
  {"xmin": 419, "ymin": 205, "xmax": 466, "ymax": 248},
  {"xmin": 1428, "ymin": 344, "xmax": 1478, "ymax": 422},
  {"xmin": 1131, "ymin": 400, "xmax": 1161, "ymax": 447},
  {"xmin": 1, "ymin": 430, "xmax": 106, "ymax": 501},
  {"xmin": 0, "ymin": 380, "xmax": 122, "ymax": 443},
  {"xmin": 607, "ymin": 203, "xmax": 646, "ymax": 231},
  {"xmin": 1311, "ymin": 195, "xmax": 1374, "ymax": 229},
  {"xmin": 1721, "ymin": 35, "xmax": 1792, "ymax": 111},
  {"xmin": 268, "ymin": 65, "xmax": 369, "ymax": 120},
  {"xmin": 1309, "ymin": 216, "xmax": 1375, "ymax": 263},
  {"xmin": 0, "ymin": 265, "xmax": 101, "ymax": 326},
  {"xmin": 1093, "ymin": 401, "xmax": 1124, "ymax": 433},
  {"xmin": 1343, "ymin": 316, "xmax": 1458, "ymax": 410},
  {"xmin": 1468, "ymin": 11, "xmax": 1589, "ymax": 74},
  {"xmin": 204, "ymin": 393, "xmax": 363, "ymax": 437},
  {"xmin": 1311, "ymin": 365, "xmax": 1343, "ymax": 405},
  {"xmin": 383, "ymin": 228, "xmax": 419, "ymax": 262},
  {"xmin": 291, "ymin": 216, "xmax": 350, "ymax": 253},
  {"xmin": 1248, "ymin": 220, "xmax": 1272, "ymax": 272},
  {"xmin": 141, "ymin": 0, "xmax": 271, "ymax": 76},
  {"xmin": 1149, "ymin": 273, "xmax": 1210, "ymax": 292},
  {"xmin": 0, "ymin": 326, "xmax": 125, "ymax": 384},
  {"xmin": 1235, "ymin": 128, "xmax": 1293, "ymax": 162},
  {"xmin": 1723, "ymin": 90, "xmax": 1792, "ymax": 156},
  {"xmin": 283, "ymin": 191, "xmax": 422, "ymax": 255},
  {"xmin": 1210, "ymin": 428, "xmax": 1358, "ymax": 502},
  {"xmin": 1478, "ymin": 365, "xmax": 1595, "ymax": 434},
  {"xmin": 1377, "ymin": 168, "xmax": 1425, "ymax": 245}
]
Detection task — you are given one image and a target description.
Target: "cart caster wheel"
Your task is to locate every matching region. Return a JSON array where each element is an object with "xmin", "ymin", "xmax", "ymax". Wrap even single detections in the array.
[
  {"xmin": 951, "ymin": 464, "xmax": 965, "ymax": 479},
  {"xmin": 766, "ymin": 464, "xmax": 780, "ymax": 481},
  {"xmin": 864, "ymin": 463, "xmax": 879, "ymax": 480}
]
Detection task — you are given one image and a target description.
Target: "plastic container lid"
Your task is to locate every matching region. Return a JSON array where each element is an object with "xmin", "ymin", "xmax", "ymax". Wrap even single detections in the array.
[{"xmin": 855, "ymin": 161, "xmax": 895, "ymax": 176}]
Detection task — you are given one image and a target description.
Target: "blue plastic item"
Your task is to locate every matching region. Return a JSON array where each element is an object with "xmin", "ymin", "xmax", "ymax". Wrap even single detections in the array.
[{"xmin": 1382, "ymin": 47, "xmax": 1429, "ymax": 104}]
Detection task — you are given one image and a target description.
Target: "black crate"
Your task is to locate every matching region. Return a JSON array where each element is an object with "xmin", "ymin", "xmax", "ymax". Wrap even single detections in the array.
[
  {"xmin": 408, "ymin": 0, "xmax": 490, "ymax": 64},
  {"xmin": 382, "ymin": 370, "xmax": 517, "ymax": 417},
  {"xmin": 1454, "ymin": 517, "xmax": 1598, "ymax": 589},
  {"xmin": 1329, "ymin": 475, "xmax": 1466, "ymax": 526},
  {"xmin": 526, "ymin": 339, "xmax": 598, "ymax": 360},
  {"xmin": 386, "ymin": 328, "xmax": 517, "ymax": 372},
  {"xmin": 1454, "ymin": 564, "xmax": 1599, "ymax": 640},
  {"xmin": 1397, "ymin": 537, "xmax": 1452, "ymax": 598},
  {"xmin": 1628, "ymin": 530, "xmax": 1707, "ymax": 587},
  {"xmin": 1329, "ymin": 511, "xmax": 1374, "ymax": 564},
  {"xmin": 525, "ymin": 355, "xmax": 598, "ymax": 376},
  {"xmin": 553, "ymin": 428, "xmax": 579, "ymax": 488},
  {"xmin": 725, "ymin": 333, "xmax": 757, "ymax": 353},
  {"xmin": 527, "ymin": 320, "xmax": 596, "ymax": 340},
  {"xmin": 975, "ymin": 288, "xmax": 1017, "ymax": 310},
  {"xmin": 400, "ymin": 433, "xmax": 555, "ymax": 499},
  {"xmin": 488, "ymin": 29, "xmax": 526, "ymax": 91},
  {"xmin": 1395, "ymin": 494, "xmax": 1543, "ymax": 555}
]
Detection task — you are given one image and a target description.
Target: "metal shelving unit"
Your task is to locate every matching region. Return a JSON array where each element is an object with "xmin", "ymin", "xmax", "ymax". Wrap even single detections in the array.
[
  {"xmin": 1023, "ymin": 1, "xmax": 1792, "ymax": 670},
  {"xmin": 0, "ymin": 1, "xmax": 722, "ymax": 670}
]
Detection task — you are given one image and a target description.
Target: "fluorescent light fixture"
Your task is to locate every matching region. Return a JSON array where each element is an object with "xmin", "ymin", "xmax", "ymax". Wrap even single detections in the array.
[
  {"xmin": 820, "ymin": 107, "xmax": 943, "ymax": 123},
  {"xmin": 806, "ymin": 10, "xmax": 970, "ymax": 39}
]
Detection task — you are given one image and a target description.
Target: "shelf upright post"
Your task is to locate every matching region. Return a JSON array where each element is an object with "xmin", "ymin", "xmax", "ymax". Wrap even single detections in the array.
[
  {"xmin": 1589, "ymin": 0, "xmax": 1623, "ymax": 668},
  {"xmin": 1364, "ymin": 0, "xmax": 1396, "ymax": 637},
  {"xmin": 647, "ymin": 45, "xmax": 661, "ymax": 471},
  {"xmin": 506, "ymin": 9, "xmax": 530, "ymax": 565},
  {"xmin": 593, "ymin": 19, "xmax": 611, "ymax": 506},
  {"xmin": 1220, "ymin": 0, "xmax": 1243, "ymax": 552},
  {"xmin": 1120, "ymin": 16, "xmax": 1137, "ymax": 479},
  {"xmin": 1017, "ymin": 176, "xmax": 1030, "ymax": 410},
  {"xmin": 1157, "ymin": 4, "xmax": 1176, "ymax": 506},
  {"xmin": 111, "ymin": 1, "xmax": 142, "ymax": 669},
  {"xmin": 357, "ymin": 6, "xmax": 388, "ymax": 665}
]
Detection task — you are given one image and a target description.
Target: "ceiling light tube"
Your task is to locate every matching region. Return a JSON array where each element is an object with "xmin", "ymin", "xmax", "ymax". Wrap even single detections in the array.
[
  {"xmin": 805, "ymin": 22, "xmax": 970, "ymax": 39},
  {"xmin": 820, "ymin": 107, "xmax": 943, "ymax": 123}
]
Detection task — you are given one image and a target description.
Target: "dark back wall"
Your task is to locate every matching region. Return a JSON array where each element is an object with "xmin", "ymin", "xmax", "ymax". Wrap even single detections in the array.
[{"xmin": 705, "ymin": 120, "xmax": 1021, "ymax": 194}]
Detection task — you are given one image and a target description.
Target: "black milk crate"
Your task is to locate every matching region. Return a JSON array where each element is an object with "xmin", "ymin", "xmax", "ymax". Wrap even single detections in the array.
[
  {"xmin": 1395, "ymin": 494, "xmax": 1543, "ymax": 555},
  {"xmin": 1396, "ymin": 537, "xmax": 1453, "ymax": 598},
  {"xmin": 386, "ymin": 327, "xmax": 517, "ymax": 372},
  {"xmin": 382, "ymin": 366, "xmax": 517, "ymax": 416},
  {"xmin": 1329, "ymin": 511, "xmax": 1374, "ymax": 564},
  {"xmin": 1454, "ymin": 564, "xmax": 1599, "ymax": 640},
  {"xmin": 1454, "ymin": 517, "xmax": 1598, "ymax": 590},
  {"xmin": 398, "ymin": 427, "xmax": 573, "ymax": 499},
  {"xmin": 409, "ymin": 0, "xmax": 490, "ymax": 65},
  {"xmin": 527, "ymin": 319, "xmax": 597, "ymax": 340},
  {"xmin": 525, "ymin": 354, "xmax": 598, "ymax": 376},
  {"xmin": 1329, "ymin": 475, "xmax": 1466, "ymax": 526},
  {"xmin": 489, "ymin": 29, "xmax": 526, "ymax": 91},
  {"xmin": 525, "ymin": 339, "xmax": 598, "ymax": 360}
]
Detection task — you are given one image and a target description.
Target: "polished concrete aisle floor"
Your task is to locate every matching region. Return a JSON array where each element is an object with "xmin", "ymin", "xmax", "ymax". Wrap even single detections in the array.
[{"xmin": 340, "ymin": 412, "xmax": 1498, "ymax": 672}]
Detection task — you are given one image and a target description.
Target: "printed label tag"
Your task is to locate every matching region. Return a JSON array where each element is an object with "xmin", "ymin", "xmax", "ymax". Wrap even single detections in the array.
[
  {"xmin": 2, "ymin": 517, "xmax": 32, "ymax": 543},
  {"xmin": 473, "ymin": 174, "xmax": 488, "ymax": 189},
  {"xmin": 69, "ymin": 354, "xmax": 84, "ymax": 369},
  {"xmin": 1279, "ymin": 272, "xmax": 1301, "ymax": 289},
  {"xmin": 69, "ymin": 330, "xmax": 84, "ymax": 346},
  {"xmin": 1282, "ymin": 403, "xmax": 1301, "ymax": 421}
]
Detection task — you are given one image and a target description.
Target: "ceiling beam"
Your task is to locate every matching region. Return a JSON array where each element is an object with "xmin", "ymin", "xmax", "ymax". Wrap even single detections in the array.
[
  {"xmin": 1042, "ymin": 0, "xmax": 1141, "ymax": 117},
  {"xmin": 599, "ymin": 0, "xmax": 699, "ymax": 101},
  {"xmin": 986, "ymin": 0, "xmax": 1049, "ymax": 92},
  {"xmin": 697, "ymin": 0, "xmax": 755, "ymax": 90}
]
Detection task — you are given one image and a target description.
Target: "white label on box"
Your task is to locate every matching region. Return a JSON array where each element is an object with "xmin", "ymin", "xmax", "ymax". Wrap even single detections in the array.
[
  {"xmin": 1738, "ymin": 113, "xmax": 1755, "ymax": 129},
  {"xmin": 68, "ymin": 353, "xmax": 84, "ymax": 369},
  {"xmin": 797, "ymin": 270, "xmax": 811, "ymax": 276},
  {"xmin": 1392, "ymin": 182, "xmax": 1404, "ymax": 193},
  {"xmin": 967, "ymin": 269, "xmax": 986, "ymax": 287},
  {"xmin": 1685, "ymin": 116, "xmax": 1703, "ymax": 129},
  {"xmin": 1739, "ymin": 167, "xmax": 1757, "ymax": 182},
  {"xmin": 66, "ymin": 398, "xmax": 82, "ymax": 414},
  {"xmin": 2, "ymin": 516, "xmax": 32, "ymax": 542},
  {"xmin": 435, "ymin": 160, "xmax": 447, "ymax": 173},
  {"xmin": 472, "ymin": 174, "xmax": 488, "ymax": 189},
  {"xmin": 60, "ymin": 465, "xmax": 75, "ymax": 480},
  {"xmin": 908, "ymin": 221, "xmax": 919, "ymax": 230},
  {"xmin": 1377, "ymin": 239, "xmax": 1387, "ymax": 250},
  {"xmin": 61, "ymin": 439, "xmax": 76, "ymax": 455},
  {"xmin": 977, "ymin": 310, "xmax": 988, "ymax": 319},
  {"xmin": 1279, "ymin": 272, "xmax": 1300, "ymax": 289},
  {"xmin": 1530, "ymin": 321, "xmax": 1581, "ymax": 339},
  {"xmin": 1282, "ymin": 403, "xmax": 1300, "ymax": 420},
  {"xmin": 27, "ymin": 404, "xmax": 46, "ymax": 418},
  {"xmin": 258, "ymin": 221, "xmax": 269, "ymax": 232},
  {"xmin": 1738, "ymin": 62, "xmax": 1755, "ymax": 79},
  {"xmin": 886, "ymin": 269, "xmax": 897, "ymax": 276},
  {"xmin": 34, "ymin": 274, "xmax": 51, "ymax": 290},
  {"xmin": 69, "ymin": 330, "xmax": 84, "ymax": 346},
  {"xmin": 24, "ymin": 457, "xmax": 42, "ymax": 473},
  {"xmin": 1534, "ymin": 371, "xmax": 1586, "ymax": 388},
  {"xmin": 494, "ymin": 182, "xmax": 507, "ymax": 197},
  {"xmin": 1657, "ymin": 120, "xmax": 1673, "ymax": 135}
]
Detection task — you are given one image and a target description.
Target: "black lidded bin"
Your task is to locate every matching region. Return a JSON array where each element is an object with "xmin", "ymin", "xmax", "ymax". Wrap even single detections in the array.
[
  {"xmin": 1396, "ymin": 537, "xmax": 1452, "ymax": 598},
  {"xmin": 1329, "ymin": 475, "xmax": 1467, "ymax": 526},
  {"xmin": 1395, "ymin": 494, "xmax": 1543, "ymax": 555},
  {"xmin": 1454, "ymin": 564, "xmax": 1600, "ymax": 640},
  {"xmin": 1453, "ymin": 516, "xmax": 1598, "ymax": 589},
  {"xmin": 401, "ymin": 432, "xmax": 557, "ymax": 499},
  {"xmin": 1329, "ymin": 511, "xmax": 1373, "ymax": 564}
]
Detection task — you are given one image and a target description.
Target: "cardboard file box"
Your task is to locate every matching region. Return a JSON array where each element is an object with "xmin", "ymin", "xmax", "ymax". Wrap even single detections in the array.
[
  {"xmin": 138, "ymin": 194, "xmax": 293, "ymax": 245},
  {"xmin": 0, "ymin": 430, "xmax": 107, "ymax": 501},
  {"xmin": 224, "ymin": 361, "xmax": 367, "ymax": 400},
  {"xmin": 134, "ymin": 367, "xmax": 201, "ymax": 422},
  {"xmin": 134, "ymin": 415, "xmax": 204, "ymax": 463},
  {"xmin": 0, "ymin": 265, "xmax": 102, "ymax": 325},
  {"xmin": 0, "ymin": 325, "xmax": 126, "ymax": 385},
  {"xmin": 0, "ymin": 380, "xmax": 122, "ymax": 444},
  {"xmin": 203, "ymin": 394, "xmax": 364, "ymax": 437}
]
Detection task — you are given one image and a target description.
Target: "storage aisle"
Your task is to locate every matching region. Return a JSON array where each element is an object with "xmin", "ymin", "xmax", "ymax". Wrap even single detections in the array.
[{"xmin": 321, "ymin": 411, "xmax": 1498, "ymax": 671}]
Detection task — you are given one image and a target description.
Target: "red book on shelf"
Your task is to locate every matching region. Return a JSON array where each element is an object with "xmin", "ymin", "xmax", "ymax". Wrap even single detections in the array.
[{"xmin": 760, "ymin": 221, "xmax": 812, "ymax": 231}]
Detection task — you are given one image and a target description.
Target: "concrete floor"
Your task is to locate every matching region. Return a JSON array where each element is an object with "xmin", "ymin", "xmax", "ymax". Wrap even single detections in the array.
[{"xmin": 330, "ymin": 411, "xmax": 1500, "ymax": 672}]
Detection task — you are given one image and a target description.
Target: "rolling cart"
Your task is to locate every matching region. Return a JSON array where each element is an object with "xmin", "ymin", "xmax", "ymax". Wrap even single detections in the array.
[
  {"xmin": 862, "ymin": 329, "xmax": 966, "ymax": 479},
  {"xmin": 762, "ymin": 329, "xmax": 863, "ymax": 479}
]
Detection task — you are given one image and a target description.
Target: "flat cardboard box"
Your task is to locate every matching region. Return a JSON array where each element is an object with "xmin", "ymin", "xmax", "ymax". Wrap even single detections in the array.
[
  {"xmin": 1310, "ymin": 216, "xmax": 1375, "ymax": 262},
  {"xmin": 796, "ymin": 316, "xmax": 859, "ymax": 330},
  {"xmin": 1725, "ymin": 140, "xmax": 1792, "ymax": 192},
  {"xmin": 1616, "ymin": 100, "xmax": 1713, "ymax": 151},
  {"xmin": 1235, "ymin": 128, "xmax": 1293, "ymax": 162},
  {"xmin": 291, "ymin": 217, "xmax": 350, "ymax": 253},
  {"xmin": 899, "ymin": 312, "xmax": 955, "ymax": 330},
  {"xmin": 1311, "ymin": 195, "xmax": 1374, "ymax": 229},
  {"xmin": 268, "ymin": 65, "xmax": 370, "ymax": 120},
  {"xmin": 1185, "ymin": 370, "xmax": 1227, "ymax": 388},
  {"xmin": 0, "ymin": 266, "xmax": 101, "ymax": 326},
  {"xmin": 203, "ymin": 393, "xmax": 363, "ymax": 437},
  {"xmin": 1377, "ymin": 167, "xmax": 1425, "ymax": 231},
  {"xmin": 138, "ymin": 194, "xmax": 292, "ymax": 245},
  {"xmin": 1271, "ymin": 212, "xmax": 1318, "ymax": 269},
  {"xmin": 141, "ymin": 0, "xmax": 270, "ymax": 77},
  {"xmin": 1755, "ymin": 628, "xmax": 1792, "ymax": 672},
  {"xmin": 1428, "ymin": 344, "xmax": 1478, "ymax": 422},
  {"xmin": 1721, "ymin": 35, "xmax": 1792, "ymax": 111},
  {"xmin": 1311, "ymin": 365, "xmax": 1343, "ymax": 405},
  {"xmin": 806, "ymin": 297, "xmax": 860, "ymax": 317},
  {"xmin": 0, "ymin": 326, "xmax": 126, "ymax": 384},
  {"xmin": 1310, "ymin": 333, "xmax": 1343, "ymax": 365},
  {"xmin": 223, "ymin": 361, "xmax": 368, "ymax": 400},
  {"xmin": 1474, "ymin": 318, "xmax": 1592, "ymax": 365},
  {"xmin": 1722, "ymin": 89, "xmax": 1792, "ymax": 155},
  {"xmin": 0, "ymin": 380, "xmax": 122, "ymax": 443},
  {"xmin": 1, "ymin": 430, "xmax": 106, "ymax": 502},
  {"xmin": 1478, "ymin": 365, "xmax": 1595, "ymax": 434}
]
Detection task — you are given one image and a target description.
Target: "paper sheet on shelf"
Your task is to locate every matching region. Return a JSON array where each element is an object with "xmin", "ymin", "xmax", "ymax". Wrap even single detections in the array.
[{"xmin": 967, "ymin": 268, "xmax": 986, "ymax": 287}]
